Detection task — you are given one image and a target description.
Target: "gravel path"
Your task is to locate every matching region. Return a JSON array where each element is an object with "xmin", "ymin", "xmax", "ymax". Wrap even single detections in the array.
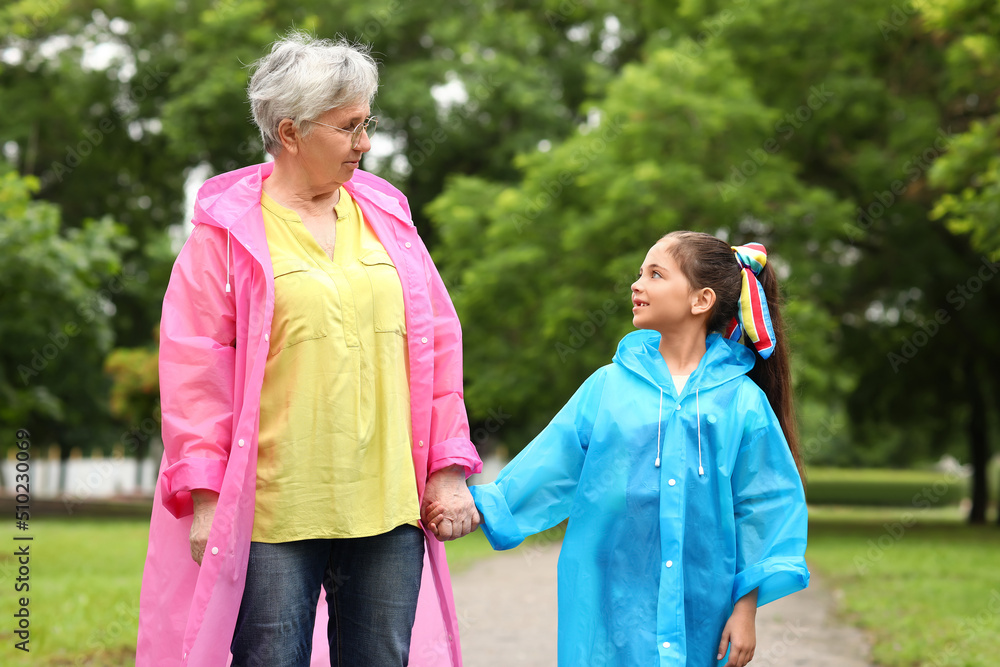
[{"xmin": 451, "ymin": 542, "xmax": 876, "ymax": 666}]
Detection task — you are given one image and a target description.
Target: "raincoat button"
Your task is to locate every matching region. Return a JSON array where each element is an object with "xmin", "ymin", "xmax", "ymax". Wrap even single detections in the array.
[
  {"xmin": 663, "ymin": 642, "xmax": 671, "ymax": 648},
  {"xmin": 666, "ymin": 560, "xmax": 673, "ymax": 568},
  {"xmin": 405, "ymin": 242, "xmax": 412, "ymax": 248},
  {"xmin": 668, "ymin": 479, "xmax": 676, "ymax": 486},
  {"xmin": 238, "ymin": 439, "xmax": 245, "ymax": 447},
  {"xmin": 211, "ymin": 547, "xmax": 219, "ymax": 555},
  {"xmin": 421, "ymin": 337, "xmax": 428, "ymax": 344}
]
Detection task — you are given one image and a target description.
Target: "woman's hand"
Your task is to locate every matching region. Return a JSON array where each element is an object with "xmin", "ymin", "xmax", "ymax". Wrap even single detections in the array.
[
  {"xmin": 190, "ymin": 489, "xmax": 220, "ymax": 566},
  {"xmin": 421, "ymin": 465, "xmax": 480, "ymax": 541},
  {"xmin": 718, "ymin": 589, "xmax": 758, "ymax": 667}
]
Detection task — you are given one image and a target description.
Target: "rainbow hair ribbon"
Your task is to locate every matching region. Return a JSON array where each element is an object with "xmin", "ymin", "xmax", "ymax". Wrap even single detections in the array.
[{"xmin": 724, "ymin": 242, "xmax": 777, "ymax": 359}]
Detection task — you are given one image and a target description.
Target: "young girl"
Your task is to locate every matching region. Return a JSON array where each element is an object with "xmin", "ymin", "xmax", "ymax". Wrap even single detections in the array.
[{"xmin": 428, "ymin": 231, "xmax": 809, "ymax": 666}]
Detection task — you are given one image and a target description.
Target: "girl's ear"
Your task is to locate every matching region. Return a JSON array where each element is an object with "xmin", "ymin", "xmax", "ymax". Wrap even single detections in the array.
[
  {"xmin": 276, "ymin": 118, "xmax": 302, "ymax": 155},
  {"xmin": 691, "ymin": 287, "xmax": 716, "ymax": 316}
]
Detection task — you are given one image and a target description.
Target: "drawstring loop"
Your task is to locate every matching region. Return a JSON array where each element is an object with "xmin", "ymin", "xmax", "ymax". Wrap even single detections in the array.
[
  {"xmin": 696, "ymin": 389, "xmax": 704, "ymax": 476},
  {"xmin": 655, "ymin": 389, "xmax": 663, "ymax": 468},
  {"xmin": 225, "ymin": 228, "xmax": 232, "ymax": 294}
]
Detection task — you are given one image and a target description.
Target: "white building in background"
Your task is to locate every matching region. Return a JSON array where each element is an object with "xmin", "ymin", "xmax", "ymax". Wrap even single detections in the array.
[{"xmin": 1, "ymin": 443, "xmax": 162, "ymax": 500}]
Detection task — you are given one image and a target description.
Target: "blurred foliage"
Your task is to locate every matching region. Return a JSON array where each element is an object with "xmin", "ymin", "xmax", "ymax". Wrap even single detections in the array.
[
  {"xmin": 0, "ymin": 0, "xmax": 998, "ymax": 518},
  {"xmin": 0, "ymin": 167, "xmax": 132, "ymax": 456},
  {"xmin": 930, "ymin": 116, "xmax": 1000, "ymax": 260},
  {"xmin": 104, "ymin": 337, "xmax": 158, "ymax": 423},
  {"xmin": 103, "ymin": 330, "xmax": 159, "ymax": 475},
  {"xmin": 430, "ymin": 42, "xmax": 854, "ymax": 453}
]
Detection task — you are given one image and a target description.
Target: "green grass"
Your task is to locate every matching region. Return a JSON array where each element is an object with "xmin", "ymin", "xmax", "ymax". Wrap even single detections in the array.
[
  {"xmin": 806, "ymin": 507, "xmax": 1000, "ymax": 667},
  {"xmin": 0, "ymin": 518, "xmax": 149, "ymax": 666}
]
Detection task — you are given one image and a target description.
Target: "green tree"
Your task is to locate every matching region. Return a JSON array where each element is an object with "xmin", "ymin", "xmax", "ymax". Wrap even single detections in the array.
[
  {"xmin": 0, "ymin": 169, "xmax": 131, "ymax": 471},
  {"xmin": 715, "ymin": 0, "xmax": 1000, "ymax": 522},
  {"xmin": 4, "ymin": 0, "xmax": 998, "ymax": 523},
  {"xmin": 428, "ymin": 0, "xmax": 1000, "ymax": 525},
  {"xmin": 430, "ymin": 43, "xmax": 854, "ymax": 457},
  {"xmin": 0, "ymin": 0, "xmax": 658, "ymax": 459}
]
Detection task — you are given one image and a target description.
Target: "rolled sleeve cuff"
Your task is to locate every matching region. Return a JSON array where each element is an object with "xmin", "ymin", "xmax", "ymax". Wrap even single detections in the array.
[
  {"xmin": 427, "ymin": 437, "xmax": 483, "ymax": 477},
  {"xmin": 469, "ymin": 483, "xmax": 524, "ymax": 551},
  {"xmin": 733, "ymin": 557, "xmax": 810, "ymax": 607},
  {"xmin": 158, "ymin": 457, "xmax": 228, "ymax": 518}
]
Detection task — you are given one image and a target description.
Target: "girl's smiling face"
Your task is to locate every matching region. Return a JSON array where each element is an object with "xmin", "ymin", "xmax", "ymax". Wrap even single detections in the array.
[{"xmin": 631, "ymin": 241, "xmax": 702, "ymax": 331}]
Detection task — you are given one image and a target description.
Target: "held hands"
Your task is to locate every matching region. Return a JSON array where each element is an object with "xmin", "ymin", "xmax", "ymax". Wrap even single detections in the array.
[
  {"xmin": 189, "ymin": 489, "xmax": 220, "ymax": 566},
  {"xmin": 718, "ymin": 589, "xmax": 758, "ymax": 667},
  {"xmin": 420, "ymin": 465, "xmax": 480, "ymax": 541}
]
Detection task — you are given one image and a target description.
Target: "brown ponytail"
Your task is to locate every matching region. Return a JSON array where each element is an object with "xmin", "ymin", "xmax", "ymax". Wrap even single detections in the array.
[{"xmin": 660, "ymin": 231, "xmax": 804, "ymax": 480}]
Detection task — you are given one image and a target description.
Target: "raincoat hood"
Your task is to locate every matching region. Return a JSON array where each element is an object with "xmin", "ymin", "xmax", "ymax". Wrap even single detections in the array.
[{"xmin": 612, "ymin": 330, "xmax": 756, "ymax": 395}]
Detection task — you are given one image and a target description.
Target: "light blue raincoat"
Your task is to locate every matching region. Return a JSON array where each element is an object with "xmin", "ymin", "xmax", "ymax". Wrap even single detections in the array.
[{"xmin": 470, "ymin": 330, "xmax": 809, "ymax": 666}]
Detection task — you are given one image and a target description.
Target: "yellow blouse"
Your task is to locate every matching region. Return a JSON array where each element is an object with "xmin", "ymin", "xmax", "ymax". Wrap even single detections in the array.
[{"xmin": 252, "ymin": 188, "xmax": 419, "ymax": 542}]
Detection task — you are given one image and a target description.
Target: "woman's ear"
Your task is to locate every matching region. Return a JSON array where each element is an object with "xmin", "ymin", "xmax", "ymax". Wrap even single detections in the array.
[
  {"xmin": 691, "ymin": 287, "xmax": 716, "ymax": 316},
  {"xmin": 275, "ymin": 118, "xmax": 301, "ymax": 155}
]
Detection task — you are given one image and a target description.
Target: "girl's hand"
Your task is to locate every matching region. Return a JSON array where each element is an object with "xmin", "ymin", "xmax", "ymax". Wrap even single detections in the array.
[
  {"xmin": 424, "ymin": 501, "xmax": 446, "ymax": 537},
  {"xmin": 424, "ymin": 500, "xmax": 484, "ymax": 539},
  {"xmin": 718, "ymin": 590, "xmax": 757, "ymax": 667},
  {"xmin": 190, "ymin": 489, "xmax": 219, "ymax": 565}
]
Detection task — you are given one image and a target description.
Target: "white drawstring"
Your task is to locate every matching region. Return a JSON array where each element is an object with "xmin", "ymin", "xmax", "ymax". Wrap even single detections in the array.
[
  {"xmin": 657, "ymin": 386, "xmax": 704, "ymax": 475},
  {"xmin": 225, "ymin": 228, "xmax": 232, "ymax": 294},
  {"xmin": 696, "ymin": 388, "xmax": 704, "ymax": 476},
  {"xmin": 655, "ymin": 389, "xmax": 662, "ymax": 468}
]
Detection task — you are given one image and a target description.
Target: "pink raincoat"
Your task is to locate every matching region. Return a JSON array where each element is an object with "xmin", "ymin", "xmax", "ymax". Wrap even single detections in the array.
[{"xmin": 137, "ymin": 163, "xmax": 482, "ymax": 666}]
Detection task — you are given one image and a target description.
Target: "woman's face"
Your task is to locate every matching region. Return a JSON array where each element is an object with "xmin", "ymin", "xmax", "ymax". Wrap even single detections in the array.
[{"xmin": 297, "ymin": 103, "xmax": 373, "ymax": 187}]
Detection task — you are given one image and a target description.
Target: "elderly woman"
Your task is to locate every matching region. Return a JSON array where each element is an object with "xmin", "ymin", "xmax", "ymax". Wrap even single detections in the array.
[{"xmin": 137, "ymin": 34, "xmax": 482, "ymax": 667}]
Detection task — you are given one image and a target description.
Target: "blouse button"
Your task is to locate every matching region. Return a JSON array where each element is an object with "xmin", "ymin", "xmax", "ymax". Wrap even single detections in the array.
[
  {"xmin": 238, "ymin": 439, "xmax": 245, "ymax": 447},
  {"xmin": 264, "ymin": 333, "xmax": 269, "ymax": 342},
  {"xmin": 675, "ymin": 404, "xmax": 681, "ymax": 411},
  {"xmin": 421, "ymin": 337, "xmax": 428, "ymax": 344},
  {"xmin": 211, "ymin": 547, "xmax": 219, "ymax": 555},
  {"xmin": 663, "ymin": 642, "xmax": 671, "ymax": 648},
  {"xmin": 418, "ymin": 440, "xmax": 425, "ymax": 447},
  {"xmin": 668, "ymin": 479, "xmax": 676, "ymax": 486},
  {"xmin": 666, "ymin": 560, "xmax": 673, "ymax": 568},
  {"xmin": 405, "ymin": 242, "xmax": 412, "ymax": 248}
]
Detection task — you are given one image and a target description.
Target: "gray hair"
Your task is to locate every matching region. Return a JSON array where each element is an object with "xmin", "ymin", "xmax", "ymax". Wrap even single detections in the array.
[{"xmin": 247, "ymin": 32, "xmax": 379, "ymax": 156}]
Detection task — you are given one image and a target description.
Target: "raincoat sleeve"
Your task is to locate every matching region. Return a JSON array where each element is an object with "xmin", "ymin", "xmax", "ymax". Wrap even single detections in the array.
[
  {"xmin": 470, "ymin": 369, "xmax": 607, "ymax": 550},
  {"xmin": 730, "ymin": 384, "xmax": 809, "ymax": 607},
  {"xmin": 156, "ymin": 223, "xmax": 237, "ymax": 518},
  {"xmin": 419, "ymin": 236, "xmax": 482, "ymax": 478}
]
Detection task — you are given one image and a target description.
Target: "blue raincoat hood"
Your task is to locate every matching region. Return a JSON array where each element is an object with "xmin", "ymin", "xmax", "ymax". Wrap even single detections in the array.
[
  {"xmin": 612, "ymin": 330, "xmax": 756, "ymax": 396},
  {"xmin": 471, "ymin": 330, "xmax": 809, "ymax": 666}
]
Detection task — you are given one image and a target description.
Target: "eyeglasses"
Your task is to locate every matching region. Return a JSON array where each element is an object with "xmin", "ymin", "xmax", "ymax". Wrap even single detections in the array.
[{"xmin": 304, "ymin": 116, "xmax": 378, "ymax": 149}]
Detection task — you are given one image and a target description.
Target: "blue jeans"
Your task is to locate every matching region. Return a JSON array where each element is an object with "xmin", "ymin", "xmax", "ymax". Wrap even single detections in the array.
[{"xmin": 230, "ymin": 525, "xmax": 425, "ymax": 667}]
